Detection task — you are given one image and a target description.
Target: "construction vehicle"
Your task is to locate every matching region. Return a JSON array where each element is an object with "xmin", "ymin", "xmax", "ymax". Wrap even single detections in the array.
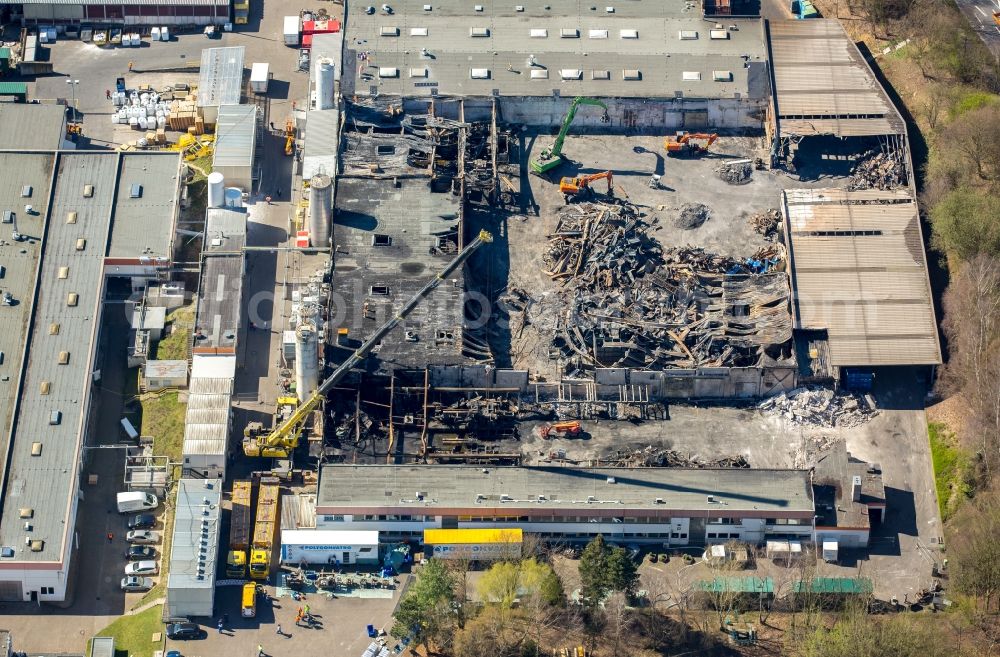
[
  {"xmin": 530, "ymin": 97, "xmax": 609, "ymax": 175},
  {"xmin": 242, "ymin": 229, "xmax": 495, "ymax": 459},
  {"xmin": 225, "ymin": 480, "xmax": 253, "ymax": 578},
  {"xmin": 241, "ymin": 582, "xmax": 257, "ymax": 617},
  {"xmin": 664, "ymin": 132, "xmax": 718, "ymax": 156},
  {"xmin": 249, "ymin": 478, "xmax": 281, "ymax": 581},
  {"xmin": 244, "ymin": 397, "xmax": 300, "ymax": 458},
  {"xmin": 284, "ymin": 117, "xmax": 295, "ymax": 156},
  {"xmin": 540, "ymin": 420, "xmax": 582, "ymax": 439},
  {"xmin": 559, "ymin": 171, "xmax": 613, "ymax": 203}
]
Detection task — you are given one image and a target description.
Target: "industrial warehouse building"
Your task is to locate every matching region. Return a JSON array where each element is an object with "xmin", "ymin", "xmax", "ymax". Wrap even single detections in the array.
[
  {"xmin": 0, "ymin": 148, "xmax": 181, "ymax": 602},
  {"xmin": 166, "ymin": 479, "xmax": 221, "ymax": 619},
  {"xmin": 17, "ymin": 0, "xmax": 229, "ymax": 26},
  {"xmin": 341, "ymin": 1, "xmax": 769, "ymax": 129},
  {"xmin": 315, "ymin": 462, "xmax": 884, "ymax": 549}
]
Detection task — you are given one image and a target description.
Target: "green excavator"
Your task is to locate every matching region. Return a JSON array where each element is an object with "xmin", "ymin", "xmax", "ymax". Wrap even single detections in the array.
[{"xmin": 530, "ymin": 96, "xmax": 610, "ymax": 175}]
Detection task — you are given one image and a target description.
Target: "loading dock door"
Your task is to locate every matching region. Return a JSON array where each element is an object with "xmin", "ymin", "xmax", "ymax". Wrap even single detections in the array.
[
  {"xmin": 683, "ymin": 110, "xmax": 708, "ymax": 129},
  {"xmin": 0, "ymin": 580, "xmax": 22, "ymax": 601}
]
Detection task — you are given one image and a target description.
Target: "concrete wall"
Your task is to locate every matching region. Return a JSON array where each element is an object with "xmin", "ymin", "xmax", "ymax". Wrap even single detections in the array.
[
  {"xmin": 403, "ymin": 96, "xmax": 767, "ymax": 131},
  {"xmin": 426, "ymin": 365, "xmax": 797, "ymax": 400},
  {"xmin": 816, "ymin": 528, "xmax": 869, "ymax": 549}
]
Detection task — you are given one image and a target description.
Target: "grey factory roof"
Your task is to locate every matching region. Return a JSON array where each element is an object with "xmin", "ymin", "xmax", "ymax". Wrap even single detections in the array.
[
  {"xmin": 213, "ymin": 105, "xmax": 257, "ymax": 170},
  {"xmin": 769, "ymin": 20, "xmax": 903, "ymax": 137},
  {"xmin": 0, "ymin": 153, "xmax": 53, "ymax": 518},
  {"xmin": 181, "ymin": 376, "xmax": 232, "ymax": 457},
  {"xmin": 107, "ymin": 153, "xmax": 180, "ymax": 260},
  {"xmin": 0, "ymin": 104, "xmax": 65, "ymax": 150},
  {"xmin": 303, "ymin": 32, "xmax": 344, "ymax": 179},
  {"xmin": 330, "ymin": 177, "xmax": 467, "ymax": 369},
  {"xmin": 813, "ymin": 442, "xmax": 884, "ymax": 530},
  {"xmin": 0, "ymin": 152, "xmax": 118, "ymax": 561},
  {"xmin": 318, "ymin": 465, "xmax": 815, "ymax": 517},
  {"xmin": 20, "ymin": 0, "xmax": 226, "ymax": 5},
  {"xmin": 782, "ymin": 188, "xmax": 940, "ymax": 366},
  {"xmin": 342, "ymin": 2, "xmax": 767, "ymax": 99},
  {"xmin": 167, "ymin": 479, "xmax": 222, "ymax": 592},
  {"xmin": 193, "ymin": 223, "xmax": 243, "ymax": 354},
  {"xmin": 198, "ymin": 47, "xmax": 245, "ymax": 108},
  {"xmin": 0, "ymin": 151, "xmax": 181, "ymax": 563},
  {"xmin": 204, "ymin": 207, "xmax": 247, "ymax": 253}
]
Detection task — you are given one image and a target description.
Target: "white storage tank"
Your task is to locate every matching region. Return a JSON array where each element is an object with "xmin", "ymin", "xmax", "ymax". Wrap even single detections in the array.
[
  {"xmin": 308, "ymin": 174, "xmax": 333, "ymax": 247},
  {"xmin": 224, "ymin": 187, "xmax": 243, "ymax": 208},
  {"xmin": 207, "ymin": 172, "xmax": 225, "ymax": 208},
  {"xmin": 314, "ymin": 58, "xmax": 335, "ymax": 110},
  {"xmin": 294, "ymin": 322, "xmax": 319, "ymax": 402}
]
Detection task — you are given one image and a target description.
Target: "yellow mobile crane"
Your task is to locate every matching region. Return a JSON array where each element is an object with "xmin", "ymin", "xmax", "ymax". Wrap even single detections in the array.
[{"xmin": 242, "ymin": 229, "xmax": 495, "ymax": 458}]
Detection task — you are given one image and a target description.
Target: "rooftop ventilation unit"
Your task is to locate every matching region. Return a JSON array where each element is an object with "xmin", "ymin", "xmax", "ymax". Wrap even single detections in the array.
[
  {"xmin": 589, "ymin": 29, "xmax": 608, "ymax": 39},
  {"xmin": 679, "ymin": 30, "xmax": 698, "ymax": 40},
  {"xmin": 378, "ymin": 67, "xmax": 400, "ymax": 78},
  {"xmin": 707, "ymin": 495, "xmax": 715, "ymax": 503},
  {"xmin": 470, "ymin": 68, "xmax": 491, "ymax": 79},
  {"xmin": 606, "ymin": 477, "xmax": 616, "ymax": 484},
  {"xmin": 620, "ymin": 29, "xmax": 638, "ymax": 39},
  {"xmin": 560, "ymin": 28, "xmax": 580, "ymax": 38},
  {"xmin": 2, "ymin": 210, "xmax": 12, "ymax": 224},
  {"xmin": 21, "ymin": 185, "xmax": 32, "ymax": 198},
  {"xmin": 592, "ymin": 69, "xmax": 611, "ymax": 80},
  {"xmin": 499, "ymin": 494, "xmax": 512, "ymax": 502},
  {"xmin": 530, "ymin": 69, "xmax": 549, "ymax": 79},
  {"xmin": 530, "ymin": 29, "xmax": 547, "ymax": 38},
  {"xmin": 713, "ymin": 70, "xmax": 733, "ymax": 81},
  {"xmin": 560, "ymin": 69, "xmax": 583, "ymax": 80},
  {"xmin": 623, "ymin": 69, "xmax": 641, "ymax": 81},
  {"xmin": 18, "ymin": 508, "xmax": 32, "ymax": 519},
  {"xmin": 655, "ymin": 497, "xmax": 665, "ymax": 504},
  {"xmin": 66, "ymin": 211, "xmax": 77, "ymax": 224},
  {"xmin": 410, "ymin": 27, "xmax": 428, "ymax": 36},
  {"xmin": 129, "ymin": 184, "xmax": 143, "ymax": 198},
  {"xmin": 682, "ymin": 71, "xmax": 702, "ymax": 81},
  {"xmin": 83, "ymin": 184, "xmax": 94, "ymax": 198},
  {"xmin": 710, "ymin": 29, "xmax": 729, "ymax": 39},
  {"xmin": 380, "ymin": 26, "xmax": 400, "ymax": 36},
  {"xmin": 470, "ymin": 27, "xmax": 490, "ymax": 37}
]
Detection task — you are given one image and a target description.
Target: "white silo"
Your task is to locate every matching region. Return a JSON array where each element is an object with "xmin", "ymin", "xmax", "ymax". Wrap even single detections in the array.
[
  {"xmin": 314, "ymin": 58, "xmax": 335, "ymax": 110},
  {"xmin": 294, "ymin": 322, "xmax": 320, "ymax": 402},
  {"xmin": 308, "ymin": 174, "xmax": 333, "ymax": 247},
  {"xmin": 207, "ymin": 172, "xmax": 225, "ymax": 208}
]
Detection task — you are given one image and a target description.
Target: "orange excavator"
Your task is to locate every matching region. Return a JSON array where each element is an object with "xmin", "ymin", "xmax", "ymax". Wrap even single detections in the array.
[
  {"xmin": 664, "ymin": 132, "xmax": 718, "ymax": 156},
  {"xmin": 559, "ymin": 171, "xmax": 613, "ymax": 203},
  {"xmin": 540, "ymin": 421, "xmax": 583, "ymax": 439}
]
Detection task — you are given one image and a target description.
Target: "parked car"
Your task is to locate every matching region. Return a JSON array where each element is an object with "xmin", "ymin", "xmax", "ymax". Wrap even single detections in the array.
[
  {"xmin": 126, "ymin": 546, "xmax": 157, "ymax": 561},
  {"xmin": 120, "ymin": 575, "xmax": 154, "ymax": 592},
  {"xmin": 128, "ymin": 513, "xmax": 156, "ymax": 530},
  {"xmin": 165, "ymin": 651, "xmax": 182, "ymax": 657},
  {"xmin": 166, "ymin": 623, "xmax": 204, "ymax": 640},
  {"xmin": 124, "ymin": 560, "xmax": 159, "ymax": 576},
  {"xmin": 126, "ymin": 530, "xmax": 159, "ymax": 545}
]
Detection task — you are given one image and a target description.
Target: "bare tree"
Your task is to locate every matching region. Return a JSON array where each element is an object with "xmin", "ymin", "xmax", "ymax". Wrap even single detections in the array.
[
  {"xmin": 604, "ymin": 592, "xmax": 633, "ymax": 657},
  {"xmin": 940, "ymin": 255, "xmax": 1000, "ymax": 480}
]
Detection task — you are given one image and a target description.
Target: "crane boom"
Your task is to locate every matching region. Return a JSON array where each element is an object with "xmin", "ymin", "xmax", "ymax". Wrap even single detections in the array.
[
  {"xmin": 242, "ymin": 229, "xmax": 495, "ymax": 457},
  {"xmin": 530, "ymin": 97, "xmax": 609, "ymax": 174}
]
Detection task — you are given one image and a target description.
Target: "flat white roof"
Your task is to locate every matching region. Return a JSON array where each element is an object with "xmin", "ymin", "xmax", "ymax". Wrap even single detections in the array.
[
  {"xmin": 191, "ymin": 354, "xmax": 237, "ymax": 378},
  {"xmin": 281, "ymin": 529, "xmax": 379, "ymax": 546}
]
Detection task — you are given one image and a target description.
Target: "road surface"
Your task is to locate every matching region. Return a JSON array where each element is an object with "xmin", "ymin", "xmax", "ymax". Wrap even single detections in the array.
[{"xmin": 956, "ymin": 0, "xmax": 1000, "ymax": 59}]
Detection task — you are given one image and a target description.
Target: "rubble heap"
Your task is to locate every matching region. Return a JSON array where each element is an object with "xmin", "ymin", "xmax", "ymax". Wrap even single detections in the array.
[
  {"xmin": 749, "ymin": 209, "xmax": 781, "ymax": 241},
  {"xmin": 848, "ymin": 151, "xmax": 906, "ymax": 191},
  {"xmin": 603, "ymin": 445, "xmax": 750, "ymax": 468},
  {"xmin": 717, "ymin": 159, "xmax": 754, "ymax": 185},
  {"xmin": 757, "ymin": 387, "xmax": 879, "ymax": 428},
  {"xmin": 541, "ymin": 200, "xmax": 793, "ymax": 370},
  {"xmin": 675, "ymin": 203, "xmax": 712, "ymax": 230}
]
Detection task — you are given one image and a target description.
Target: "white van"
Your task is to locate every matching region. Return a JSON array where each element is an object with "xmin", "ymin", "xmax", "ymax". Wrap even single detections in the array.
[
  {"xmin": 117, "ymin": 491, "xmax": 158, "ymax": 514},
  {"xmin": 125, "ymin": 560, "xmax": 159, "ymax": 576},
  {"xmin": 120, "ymin": 417, "xmax": 139, "ymax": 442}
]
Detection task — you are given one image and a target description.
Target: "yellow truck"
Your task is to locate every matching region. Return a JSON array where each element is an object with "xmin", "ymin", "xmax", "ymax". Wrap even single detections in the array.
[
  {"xmin": 241, "ymin": 582, "xmax": 257, "ymax": 617},
  {"xmin": 250, "ymin": 478, "xmax": 281, "ymax": 581},
  {"xmin": 226, "ymin": 480, "xmax": 253, "ymax": 578}
]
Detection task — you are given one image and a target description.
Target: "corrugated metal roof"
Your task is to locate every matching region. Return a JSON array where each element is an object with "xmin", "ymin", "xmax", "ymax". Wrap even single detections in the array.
[
  {"xmin": 783, "ymin": 188, "xmax": 940, "ymax": 366},
  {"xmin": 212, "ymin": 105, "xmax": 257, "ymax": 169},
  {"xmin": 181, "ymin": 375, "xmax": 232, "ymax": 457},
  {"xmin": 769, "ymin": 20, "xmax": 903, "ymax": 137},
  {"xmin": 198, "ymin": 47, "xmax": 245, "ymax": 108},
  {"xmin": 0, "ymin": 82, "xmax": 28, "ymax": 95}
]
